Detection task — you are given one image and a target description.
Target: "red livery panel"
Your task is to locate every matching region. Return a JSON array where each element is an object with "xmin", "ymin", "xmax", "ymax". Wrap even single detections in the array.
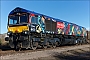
[{"xmin": 57, "ymin": 22, "xmax": 64, "ymax": 29}]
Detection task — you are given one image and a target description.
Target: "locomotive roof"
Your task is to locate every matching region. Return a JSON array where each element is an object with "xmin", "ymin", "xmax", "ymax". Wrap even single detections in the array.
[{"xmin": 9, "ymin": 7, "xmax": 85, "ymax": 29}]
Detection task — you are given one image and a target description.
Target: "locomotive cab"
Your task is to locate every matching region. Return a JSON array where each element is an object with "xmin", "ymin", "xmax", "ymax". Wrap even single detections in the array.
[
  {"xmin": 8, "ymin": 13, "xmax": 29, "ymax": 34},
  {"xmin": 5, "ymin": 7, "xmax": 42, "ymax": 50}
]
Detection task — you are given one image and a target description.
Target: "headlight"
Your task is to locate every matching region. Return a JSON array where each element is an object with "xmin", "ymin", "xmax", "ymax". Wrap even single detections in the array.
[
  {"xmin": 30, "ymin": 24, "xmax": 36, "ymax": 31},
  {"xmin": 24, "ymin": 31, "xmax": 28, "ymax": 34},
  {"xmin": 31, "ymin": 27, "xmax": 35, "ymax": 31},
  {"xmin": 23, "ymin": 31, "xmax": 28, "ymax": 35},
  {"xmin": 7, "ymin": 32, "xmax": 10, "ymax": 35},
  {"xmin": 7, "ymin": 31, "xmax": 12, "ymax": 36}
]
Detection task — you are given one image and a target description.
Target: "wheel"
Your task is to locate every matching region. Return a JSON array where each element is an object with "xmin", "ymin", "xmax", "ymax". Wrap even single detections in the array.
[
  {"xmin": 15, "ymin": 43, "xmax": 22, "ymax": 51},
  {"xmin": 43, "ymin": 42, "xmax": 49, "ymax": 49},
  {"xmin": 32, "ymin": 46, "xmax": 37, "ymax": 50},
  {"xmin": 78, "ymin": 41, "xmax": 81, "ymax": 45},
  {"xmin": 32, "ymin": 42, "xmax": 38, "ymax": 50},
  {"xmin": 43, "ymin": 45, "xmax": 47, "ymax": 49},
  {"xmin": 52, "ymin": 42, "xmax": 58, "ymax": 48},
  {"xmin": 52, "ymin": 44, "xmax": 56, "ymax": 48},
  {"xmin": 55, "ymin": 42, "xmax": 59, "ymax": 46}
]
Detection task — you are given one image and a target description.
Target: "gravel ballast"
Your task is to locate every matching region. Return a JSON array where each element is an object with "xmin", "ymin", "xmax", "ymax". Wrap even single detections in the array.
[{"xmin": 0, "ymin": 44, "xmax": 90, "ymax": 60}]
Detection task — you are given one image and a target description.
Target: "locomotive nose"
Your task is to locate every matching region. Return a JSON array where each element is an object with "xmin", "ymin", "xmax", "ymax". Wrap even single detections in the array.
[{"xmin": 8, "ymin": 26, "xmax": 29, "ymax": 33}]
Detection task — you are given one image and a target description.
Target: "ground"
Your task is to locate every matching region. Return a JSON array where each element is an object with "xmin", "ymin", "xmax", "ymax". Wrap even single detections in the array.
[
  {"xmin": 0, "ymin": 44, "xmax": 90, "ymax": 60},
  {"xmin": 34, "ymin": 47, "xmax": 90, "ymax": 60}
]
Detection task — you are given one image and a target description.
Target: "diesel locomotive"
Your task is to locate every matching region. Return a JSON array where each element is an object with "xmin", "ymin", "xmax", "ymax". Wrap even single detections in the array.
[{"xmin": 5, "ymin": 7, "xmax": 87, "ymax": 50}]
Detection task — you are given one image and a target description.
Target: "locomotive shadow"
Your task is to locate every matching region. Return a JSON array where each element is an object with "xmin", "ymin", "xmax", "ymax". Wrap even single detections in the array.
[
  {"xmin": 53, "ymin": 48, "xmax": 90, "ymax": 60},
  {"xmin": 0, "ymin": 45, "xmax": 12, "ymax": 51}
]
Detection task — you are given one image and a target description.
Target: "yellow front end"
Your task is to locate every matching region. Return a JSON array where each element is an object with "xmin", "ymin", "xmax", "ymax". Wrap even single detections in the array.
[{"xmin": 8, "ymin": 26, "xmax": 29, "ymax": 33}]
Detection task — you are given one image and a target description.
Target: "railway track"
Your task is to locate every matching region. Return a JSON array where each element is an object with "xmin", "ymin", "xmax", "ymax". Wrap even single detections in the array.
[{"xmin": 0, "ymin": 44, "xmax": 89, "ymax": 57}]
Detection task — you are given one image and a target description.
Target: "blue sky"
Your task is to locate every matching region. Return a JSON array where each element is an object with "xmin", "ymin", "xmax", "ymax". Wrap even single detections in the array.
[{"xmin": 1, "ymin": 1, "xmax": 89, "ymax": 34}]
